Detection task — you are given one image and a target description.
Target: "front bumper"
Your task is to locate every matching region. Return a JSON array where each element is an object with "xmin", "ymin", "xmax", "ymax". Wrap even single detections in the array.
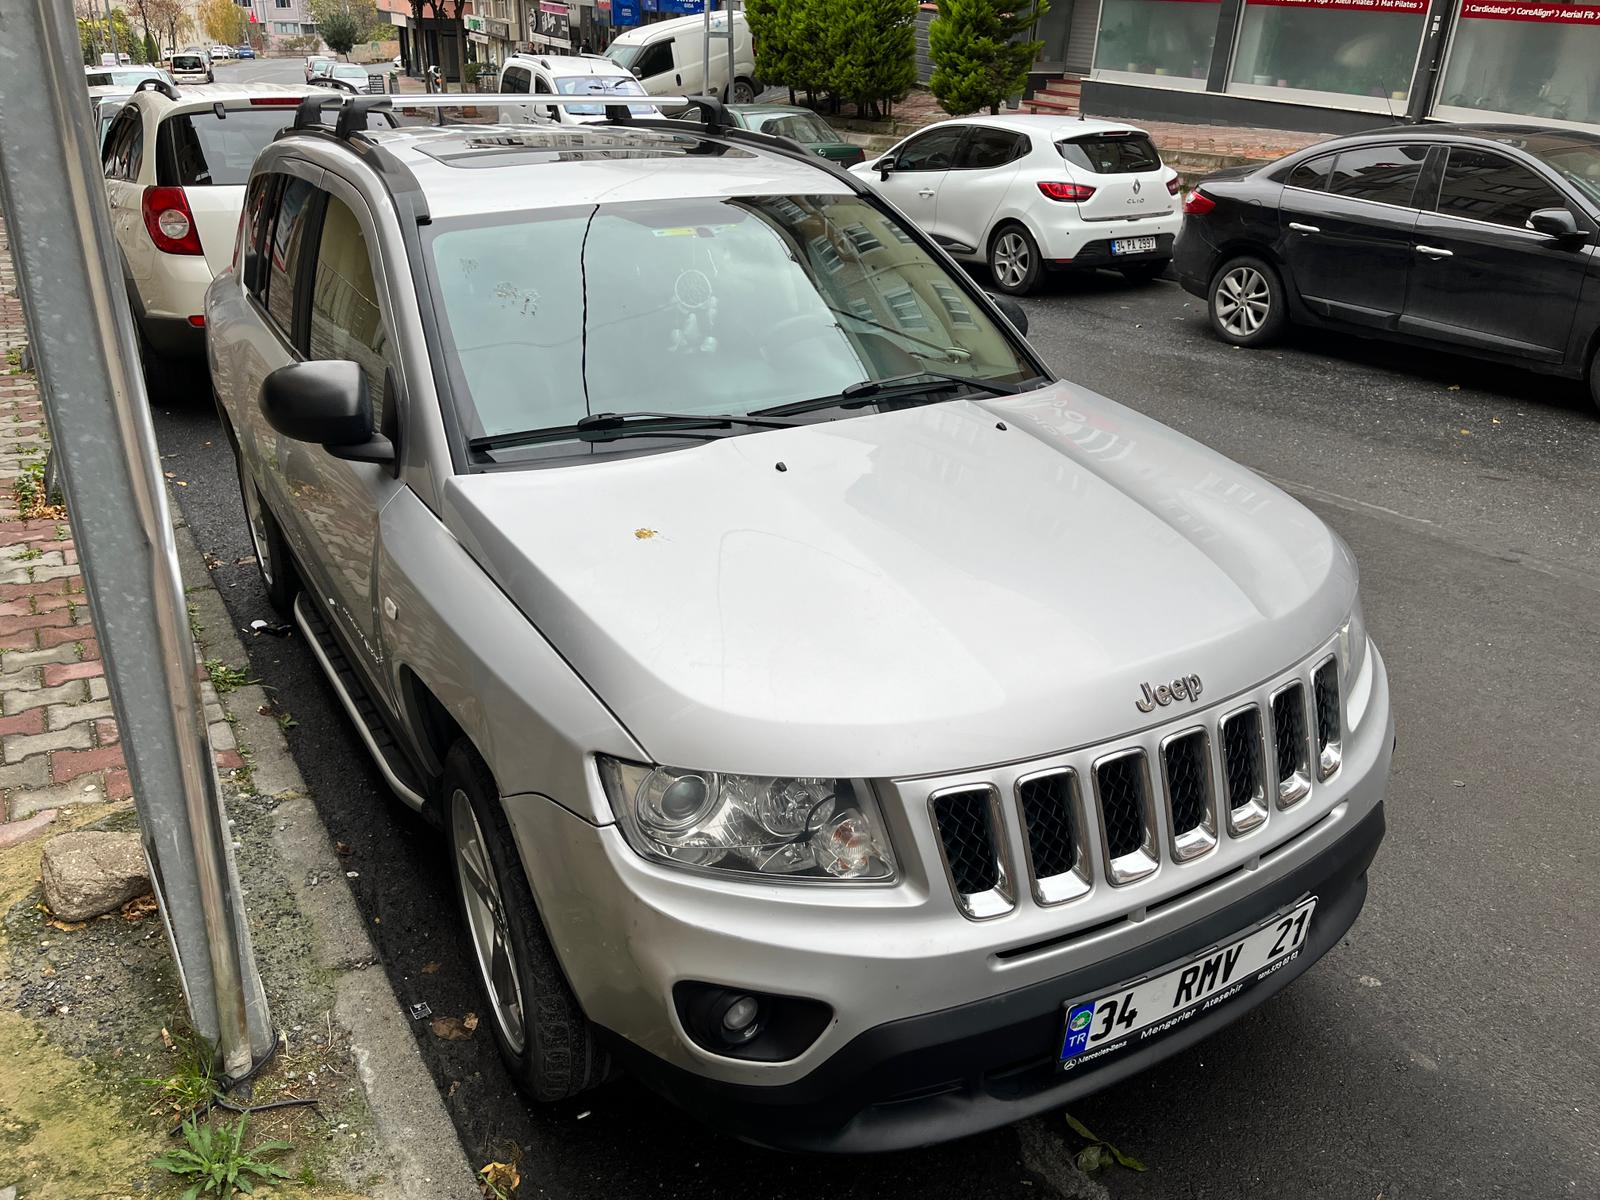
[{"xmin": 608, "ymin": 797, "xmax": 1385, "ymax": 1152}]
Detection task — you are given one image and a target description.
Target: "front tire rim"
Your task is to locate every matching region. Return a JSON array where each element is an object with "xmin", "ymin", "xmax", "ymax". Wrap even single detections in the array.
[
  {"xmin": 993, "ymin": 232, "xmax": 1030, "ymax": 291},
  {"xmin": 1215, "ymin": 265, "xmax": 1270, "ymax": 337},
  {"xmin": 453, "ymin": 789, "xmax": 527, "ymax": 1054},
  {"xmin": 732, "ymin": 80, "xmax": 755, "ymax": 103},
  {"xmin": 240, "ymin": 482, "xmax": 275, "ymax": 588}
]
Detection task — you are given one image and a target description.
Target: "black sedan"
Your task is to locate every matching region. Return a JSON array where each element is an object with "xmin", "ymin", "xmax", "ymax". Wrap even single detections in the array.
[{"xmin": 1173, "ymin": 124, "xmax": 1600, "ymax": 414}]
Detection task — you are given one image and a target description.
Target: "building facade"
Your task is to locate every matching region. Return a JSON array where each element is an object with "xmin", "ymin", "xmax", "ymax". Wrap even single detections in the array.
[{"xmin": 1031, "ymin": 0, "xmax": 1600, "ymax": 135}]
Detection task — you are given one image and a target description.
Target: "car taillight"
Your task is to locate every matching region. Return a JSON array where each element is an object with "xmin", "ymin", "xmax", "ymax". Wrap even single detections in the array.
[
  {"xmin": 1167, "ymin": 176, "xmax": 1182, "ymax": 195},
  {"xmin": 141, "ymin": 186, "xmax": 203, "ymax": 255},
  {"xmin": 1183, "ymin": 189, "xmax": 1217, "ymax": 216},
  {"xmin": 1038, "ymin": 181, "xmax": 1096, "ymax": 202}
]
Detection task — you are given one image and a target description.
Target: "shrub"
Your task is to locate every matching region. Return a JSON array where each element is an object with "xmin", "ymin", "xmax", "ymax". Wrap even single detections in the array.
[{"xmin": 929, "ymin": 0, "xmax": 1047, "ymax": 116}]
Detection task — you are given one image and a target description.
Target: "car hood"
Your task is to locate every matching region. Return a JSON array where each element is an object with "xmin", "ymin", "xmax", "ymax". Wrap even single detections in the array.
[{"xmin": 442, "ymin": 382, "xmax": 1354, "ymax": 778}]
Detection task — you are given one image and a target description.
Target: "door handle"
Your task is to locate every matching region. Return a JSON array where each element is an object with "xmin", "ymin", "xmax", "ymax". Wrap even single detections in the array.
[
  {"xmin": 1416, "ymin": 245, "xmax": 1453, "ymax": 258},
  {"xmin": 918, "ymin": 188, "xmax": 935, "ymax": 198},
  {"xmin": 1288, "ymin": 221, "xmax": 1319, "ymax": 233}
]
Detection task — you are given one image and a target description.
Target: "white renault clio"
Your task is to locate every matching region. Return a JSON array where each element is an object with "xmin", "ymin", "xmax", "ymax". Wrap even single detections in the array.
[{"xmin": 853, "ymin": 114, "xmax": 1182, "ymax": 294}]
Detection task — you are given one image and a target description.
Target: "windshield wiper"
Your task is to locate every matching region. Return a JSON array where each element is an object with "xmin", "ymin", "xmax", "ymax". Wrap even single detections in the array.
[
  {"xmin": 751, "ymin": 371, "xmax": 1036, "ymax": 419},
  {"xmin": 469, "ymin": 410, "xmax": 796, "ymax": 454}
]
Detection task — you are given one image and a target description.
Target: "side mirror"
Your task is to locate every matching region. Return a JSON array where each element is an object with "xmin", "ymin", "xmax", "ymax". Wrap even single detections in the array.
[
  {"xmin": 1528, "ymin": 207, "xmax": 1581, "ymax": 240},
  {"xmin": 988, "ymin": 292, "xmax": 1028, "ymax": 337},
  {"xmin": 259, "ymin": 361, "xmax": 393, "ymax": 464},
  {"xmin": 877, "ymin": 156, "xmax": 895, "ymax": 181}
]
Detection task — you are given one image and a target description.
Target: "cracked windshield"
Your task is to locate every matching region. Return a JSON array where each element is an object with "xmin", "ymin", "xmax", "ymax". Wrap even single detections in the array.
[{"xmin": 425, "ymin": 193, "xmax": 1036, "ymax": 444}]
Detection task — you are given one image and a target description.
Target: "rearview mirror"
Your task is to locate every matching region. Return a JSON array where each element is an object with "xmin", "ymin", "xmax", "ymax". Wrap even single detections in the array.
[
  {"xmin": 988, "ymin": 292, "xmax": 1029, "ymax": 337},
  {"xmin": 1528, "ymin": 207, "xmax": 1580, "ymax": 240},
  {"xmin": 259, "ymin": 360, "xmax": 393, "ymax": 464},
  {"xmin": 877, "ymin": 156, "xmax": 895, "ymax": 181}
]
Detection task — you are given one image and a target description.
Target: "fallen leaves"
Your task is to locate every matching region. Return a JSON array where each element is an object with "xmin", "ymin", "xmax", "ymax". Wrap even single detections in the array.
[
  {"xmin": 430, "ymin": 1012, "xmax": 480, "ymax": 1041},
  {"xmin": 420, "ymin": 961, "xmax": 441, "ymax": 975},
  {"xmin": 121, "ymin": 893, "xmax": 158, "ymax": 921},
  {"xmin": 1063, "ymin": 1112, "xmax": 1146, "ymax": 1175},
  {"xmin": 478, "ymin": 1159, "xmax": 521, "ymax": 1199},
  {"xmin": 633, "ymin": 528, "xmax": 659, "ymax": 540},
  {"xmin": 43, "ymin": 913, "xmax": 88, "ymax": 933},
  {"xmin": 334, "ymin": 841, "xmax": 352, "ymax": 858}
]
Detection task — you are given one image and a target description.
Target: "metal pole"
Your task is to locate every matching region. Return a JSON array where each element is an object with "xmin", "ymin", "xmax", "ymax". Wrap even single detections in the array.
[
  {"xmin": 0, "ymin": 0, "xmax": 271, "ymax": 1077},
  {"xmin": 726, "ymin": 0, "xmax": 734, "ymax": 102},
  {"xmin": 702, "ymin": 0, "xmax": 711, "ymax": 97},
  {"xmin": 101, "ymin": 0, "xmax": 121, "ymax": 62}
]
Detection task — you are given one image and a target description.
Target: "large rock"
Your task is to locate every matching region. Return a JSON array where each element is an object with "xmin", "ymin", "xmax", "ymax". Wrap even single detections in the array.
[{"xmin": 40, "ymin": 831, "xmax": 150, "ymax": 922}]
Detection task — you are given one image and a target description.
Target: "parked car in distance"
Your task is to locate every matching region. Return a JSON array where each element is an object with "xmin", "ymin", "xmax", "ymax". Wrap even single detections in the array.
[
  {"xmin": 205, "ymin": 97, "xmax": 1391, "ymax": 1152},
  {"xmin": 852, "ymin": 115, "xmax": 1181, "ymax": 295},
  {"xmin": 209, "ymin": 45, "xmax": 234, "ymax": 61},
  {"xmin": 84, "ymin": 65, "xmax": 174, "ymax": 89},
  {"xmin": 305, "ymin": 55, "xmax": 334, "ymax": 83},
  {"xmin": 1175, "ymin": 123, "xmax": 1600, "ymax": 414},
  {"xmin": 167, "ymin": 51, "xmax": 213, "ymax": 84},
  {"xmin": 498, "ymin": 53, "xmax": 657, "ymax": 123},
  {"xmin": 237, "ymin": 44, "xmax": 256, "ymax": 59},
  {"xmin": 316, "ymin": 62, "xmax": 374, "ymax": 93},
  {"xmin": 722, "ymin": 104, "xmax": 864, "ymax": 167},
  {"xmin": 603, "ymin": 10, "xmax": 757, "ymax": 103},
  {"xmin": 101, "ymin": 83, "xmax": 315, "ymax": 387}
]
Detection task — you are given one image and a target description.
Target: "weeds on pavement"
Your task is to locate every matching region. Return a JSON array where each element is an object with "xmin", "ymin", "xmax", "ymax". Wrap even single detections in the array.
[
  {"xmin": 204, "ymin": 659, "xmax": 256, "ymax": 695},
  {"xmin": 152, "ymin": 1112, "xmax": 292, "ymax": 1198}
]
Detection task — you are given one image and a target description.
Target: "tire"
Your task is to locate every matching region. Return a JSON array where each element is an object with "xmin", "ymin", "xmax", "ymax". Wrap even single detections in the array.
[
  {"xmin": 236, "ymin": 467, "xmax": 297, "ymax": 614},
  {"xmin": 988, "ymin": 223, "xmax": 1042, "ymax": 296},
  {"xmin": 1589, "ymin": 346, "xmax": 1600, "ymax": 418},
  {"xmin": 444, "ymin": 741, "xmax": 609, "ymax": 1102},
  {"xmin": 1207, "ymin": 255, "xmax": 1288, "ymax": 347},
  {"xmin": 1119, "ymin": 259, "xmax": 1169, "ymax": 284},
  {"xmin": 730, "ymin": 76, "xmax": 757, "ymax": 104}
]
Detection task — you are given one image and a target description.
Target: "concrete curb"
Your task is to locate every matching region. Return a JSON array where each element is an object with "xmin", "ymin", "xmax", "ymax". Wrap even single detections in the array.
[{"xmin": 171, "ymin": 513, "xmax": 479, "ymax": 1200}]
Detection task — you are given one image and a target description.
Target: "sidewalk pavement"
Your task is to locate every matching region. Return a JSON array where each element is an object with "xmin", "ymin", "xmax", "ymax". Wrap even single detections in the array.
[{"xmin": 0, "ymin": 217, "xmax": 478, "ymax": 1198}]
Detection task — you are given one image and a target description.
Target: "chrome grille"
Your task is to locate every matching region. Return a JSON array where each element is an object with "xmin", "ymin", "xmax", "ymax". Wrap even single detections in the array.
[
  {"xmin": 1313, "ymin": 657, "xmax": 1342, "ymax": 779},
  {"xmin": 1093, "ymin": 751, "xmax": 1157, "ymax": 885},
  {"xmin": 1220, "ymin": 705, "xmax": 1267, "ymax": 834},
  {"xmin": 930, "ymin": 786, "xmax": 1012, "ymax": 919},
  {"xmin": 1271, "ymin": 681, "xmax": 1312, "ymax": 807},
  {"xmin": 1160, "ymin": 729, "xmax": 1216, "ymax": 861},
  {"xmin": 1016, "ymin": 769, "xmax": 1089, "ymax": 904}
]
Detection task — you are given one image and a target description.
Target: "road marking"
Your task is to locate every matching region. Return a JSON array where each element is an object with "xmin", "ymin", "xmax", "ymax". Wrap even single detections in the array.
[{"xmin": 1258, "ymin": 473, "xmax": 1436, "ymax": 527}]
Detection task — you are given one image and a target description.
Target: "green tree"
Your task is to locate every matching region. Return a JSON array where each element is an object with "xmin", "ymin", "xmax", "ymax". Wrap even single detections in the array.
[
  {"xmin": 928, "ymin": 0, "xmax": 1046, "ymax": 116},
  {"xmin": 746, "ymin": 0, "xmax": 795, "ymax": 99},
  {"xmin": 197, "ymin": 0, "xmax": 246, "ymax": 46},
  {"xmin": 308, "ymin": 0, "xmax": 381, "ymax": 55},
  {"xmin": 832, "ymin": 0, "xmax": 917, "ymax": 118},
  {"xmin": 79, "ymin": 8, "xmax": 142, "ymax": 64}
]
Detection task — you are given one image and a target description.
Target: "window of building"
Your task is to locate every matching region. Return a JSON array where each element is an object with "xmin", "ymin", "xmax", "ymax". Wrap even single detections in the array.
[
  {"xmin": 1094, "ymin": 0, "xmax": 1220, "ymax": 84},
  {"xmin": 1435, "ymin": 147, "xmax": 1566, "ymax": 229},
  {"xmin": 1327, "ymin": 144, "xmax": 1428, "ymax": 207},
  {"xmin": 1437, "ymin": 5, "xmax": 1600, "ymax": 127},
  {"xmin": 1229, "ymin": 0, "xmax": 1427, "ymax": 107},
  {"xmin": 266, "ymin": 177, "xmax": 318, "ymax": 346},
  {"xmin": 843, "ymin": 223, "xmax": 882, "ymax": 254},
  {"xmin": 309, "ymin": 196, "xmax": 393, "ymax": 423}
]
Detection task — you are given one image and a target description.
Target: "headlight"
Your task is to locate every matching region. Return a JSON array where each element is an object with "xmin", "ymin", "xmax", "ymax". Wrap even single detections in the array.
[
  {"xmin": 1338, "ymin": 597, "xmax": 1369, "ymax": 694},
  {"xmin": 597, "ymin": 757, "xmax": 896, "ymax": 882}
]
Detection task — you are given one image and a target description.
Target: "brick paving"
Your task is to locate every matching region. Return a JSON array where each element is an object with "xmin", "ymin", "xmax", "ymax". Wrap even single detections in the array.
[{"xmin": 0, "ymin": 217, "xmax": 237, "ymax": 842}]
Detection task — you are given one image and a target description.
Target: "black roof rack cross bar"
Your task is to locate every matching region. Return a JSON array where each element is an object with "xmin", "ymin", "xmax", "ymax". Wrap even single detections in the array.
[
  {"xmin": 293, "ymin": 93, "xmax": 346, "ymax": 130},
  {"xmin": 336, "ymin": 95, "xmax": 395, "ymax": 139},
  {"xmin": 133, "ymin": 77, "xmax": 181, "ymax": 101},
  {"xmin": 677, "ymin": 96, "xmax": 730, "ymax": 133}
]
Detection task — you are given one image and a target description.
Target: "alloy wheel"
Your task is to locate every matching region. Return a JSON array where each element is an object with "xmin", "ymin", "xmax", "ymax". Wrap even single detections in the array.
[
  {"xmin": 1214, "ymin": 266, "xmax": 1270, "ymax": 338},
  {"xmin": 240, "ymin": 481, "xmax": 275, "ymax": 589},
  {"xmin": 731, "ymin": 79, "xmax": 755, "ymax": 104},
  {"xmin": 992, "ymin": 232, "xmax": 1030, "ymax": 291},
  {"xmin": 452, "ymin": 789, "xmax": 527, "ymax": 1054}
]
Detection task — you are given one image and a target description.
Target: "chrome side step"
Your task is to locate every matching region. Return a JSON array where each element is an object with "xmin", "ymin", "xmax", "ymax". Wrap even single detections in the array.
[{"xmin": 292, "ymin": 592, "xmax": 428, "ymax": 811}]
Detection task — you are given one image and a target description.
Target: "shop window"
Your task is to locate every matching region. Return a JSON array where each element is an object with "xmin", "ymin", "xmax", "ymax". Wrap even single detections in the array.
[
  {"xmin": 1327, "ymin": 144, "xmax": 1428, "ymax": 207},
  {"xmin": 1438, "ymin": 4, "xmax": 1600, "ymax": 127},
  {"xmin": 1229, "ymin": 0, "xmax": 1427, "ymax": 105},
  {"xmin": 1094, "ymin": 0, "xmax": 1219, "ymax": 82},
  {"xmin": 1436, "ymin": 148, "xmax": 1566, "ymax": 229}
]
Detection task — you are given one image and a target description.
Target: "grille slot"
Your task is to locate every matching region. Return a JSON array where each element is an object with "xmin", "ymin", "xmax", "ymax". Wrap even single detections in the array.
[
  {"xmin": 1220, "ymin": 705, "xmax": 1268, "ymax": 834},
  {"xmin": 930, "ymin": 786, "xmax": 1013, "ymax": 919},
  {"xmin": 1160, "ymin": 729, "xmax": 1216, "ymax": 861},
  {"xmin": 1271, "ymin": 681, "xmax": 1312, "ymax": 807},
  {"xmin": 1093, "ymin": 751, "xmax": 1157, "ymax": 885},
  {"xmin": 1016, "ymin": 769, "xmax": 1090, "ymax": 904},
  {"xmin": 1314, "ymin": 657, "xmax": 1342, "ymax": 779}
]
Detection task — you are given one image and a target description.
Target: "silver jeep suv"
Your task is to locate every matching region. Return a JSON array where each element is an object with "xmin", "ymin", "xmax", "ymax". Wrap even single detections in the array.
[{"xmin": 205, "ymin": 95, "xmax": 1393, "ymax": 1152}]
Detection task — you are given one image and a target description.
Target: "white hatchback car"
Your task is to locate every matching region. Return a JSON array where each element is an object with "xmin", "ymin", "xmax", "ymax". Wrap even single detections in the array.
[
  {"xmin": 498, "ymin": 53, "xmax": 658, "ymax": 124},
  {"xmin": 100, "ymin": 82, "xmax": 315, "ymax": 386},
  {"xmin": 852, "ymin": 115, "xmax": 1181, "ymax": 294}
]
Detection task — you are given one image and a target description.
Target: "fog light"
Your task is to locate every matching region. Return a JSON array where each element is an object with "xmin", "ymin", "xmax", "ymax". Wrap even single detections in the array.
[{"xmin": 720, "ymin": 995, "xmax": 762, "ymax": 1041}]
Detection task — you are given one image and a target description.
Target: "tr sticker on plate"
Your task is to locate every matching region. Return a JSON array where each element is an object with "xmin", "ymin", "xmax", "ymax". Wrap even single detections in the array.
[{"xmin": 1059, "ymin": 896, "xmax": 1317, "ymax": 1071}]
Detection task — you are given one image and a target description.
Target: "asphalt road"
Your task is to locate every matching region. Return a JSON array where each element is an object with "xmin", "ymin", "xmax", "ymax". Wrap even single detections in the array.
[{"xmin": 149, "ymin": 103, "xmax": 1600, "ymax": 1193}]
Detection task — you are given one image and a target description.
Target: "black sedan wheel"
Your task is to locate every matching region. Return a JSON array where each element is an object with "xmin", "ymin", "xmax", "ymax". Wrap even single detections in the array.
[
  {"xmin": 1589, "ymin": 347, "xmax": 1600, "ymax": 418},
  {"xmin": 1208, "ymin": 255, "xmax": 1287, "ymax": 347}
]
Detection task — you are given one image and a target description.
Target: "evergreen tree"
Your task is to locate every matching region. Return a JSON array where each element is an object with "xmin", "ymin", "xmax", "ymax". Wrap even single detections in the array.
[
  {"xmin": 832, "ymin": 0, "xmax": 917, "ymax": 119},
  {"xmin": 928, "ymin": 0, "xmax": 1046, "ymax": 116},
  {"xmin": 745, "ymin": 0, "xmax": 794, "ymax": 98}
]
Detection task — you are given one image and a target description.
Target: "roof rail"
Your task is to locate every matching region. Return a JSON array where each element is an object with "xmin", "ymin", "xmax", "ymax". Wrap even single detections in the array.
[
  {"xmin": 293, "ymin": 92, "xmax": 346, "ymax": 130},
  {"xmin": 336, "ymin": 95, "xmax": 395, "ymax": 139},
  {"xmin": 133, "ymin": 77, "xmax": 181, "ymax": 101},
  {"xmin": 290, "ymin": 92, "xmax": 736, "ymax": 137}
]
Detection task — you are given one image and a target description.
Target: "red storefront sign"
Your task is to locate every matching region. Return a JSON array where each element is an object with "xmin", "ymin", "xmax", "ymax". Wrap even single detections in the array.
[
  {"xmin": 1460, "ymin": 1, "xmax": 1600, "ymax": 21},
  {"xmin": 1246, "ymin": 0, "xmax": 1427, "ymax": 11}
]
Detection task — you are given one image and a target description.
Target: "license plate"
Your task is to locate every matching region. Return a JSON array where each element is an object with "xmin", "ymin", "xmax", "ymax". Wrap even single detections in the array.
[
  {"xmin": 1059, "ymin": 896, "xmax": 1317, "ymax": 1071},
  {"xmin": 1111, "ymin": 236, "xmax": 1159, "ymax": 256}
]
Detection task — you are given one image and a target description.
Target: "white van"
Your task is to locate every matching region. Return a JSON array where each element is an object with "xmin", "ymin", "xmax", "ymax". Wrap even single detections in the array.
[
  {"xmin": 497, "ymin": 53, "xmax": 659, "ymax": 124},
  {"xmin": 603, "ymin": 11, "xmax": 758, "ymax": 104}
]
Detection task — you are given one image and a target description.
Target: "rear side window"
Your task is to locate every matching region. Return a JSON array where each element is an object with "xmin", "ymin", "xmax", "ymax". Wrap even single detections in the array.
[
  {"xmin": 157, "ymin": 109, "xmax": 298, "ymax": 187},
  {"xmin": 1327, "ymin": 144, "xmax": 1428, "ymax": 207},
  {"xmin": 1287, "ymin": 154, "xmax": 1334, "ymax": 191},
  {"xmin": 266, "ymin": 177, "xmax": 319, "ymax": 346},
  {"xmin": 1058, "ymin": 133, "xmax": 1160, "ymax": 174},
  {"xmin": 960, "ymin": 128, "xmax": 1025, "ymax": 170},
  {"xmin": 101, "ymin": 110, "xmax": 143, "ymax": 181},
  {"xmin": 1437, "ymin": 147, "xmax": 1566, "ymax": 230}
]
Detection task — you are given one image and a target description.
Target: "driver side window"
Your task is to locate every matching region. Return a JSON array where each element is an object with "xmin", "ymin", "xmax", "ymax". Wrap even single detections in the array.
[
  {"xmin": 634, "ymin": 39, "xmax": 674, "ymax": 79},
  {"xmin": 894, "ymin": 126, "xmax": 966, "ymax": 172}
]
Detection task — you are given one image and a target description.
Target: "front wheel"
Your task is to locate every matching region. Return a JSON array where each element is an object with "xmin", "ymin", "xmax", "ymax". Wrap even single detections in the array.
[
  {"xmin": 237, "ymin": 469, "xmax": 297, "ymax": 614},
  {"xmin": 1208, "ymin": 255, "xmax": 1287, "ymax": 347},
  {"xmin": 730, "ymin": 76, "xmax": 757, "ymax": 104},
  {"xmin": 444, "ymin": 741, "xmax": 609, "ymax": 1102},
  {"xmin": 1587, "ymin": 345, "xmax": 1600, "ymax": 418},
  {"xmin": 988, "ymin": 224, "xmax": 1041, "ymax": 296}
]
